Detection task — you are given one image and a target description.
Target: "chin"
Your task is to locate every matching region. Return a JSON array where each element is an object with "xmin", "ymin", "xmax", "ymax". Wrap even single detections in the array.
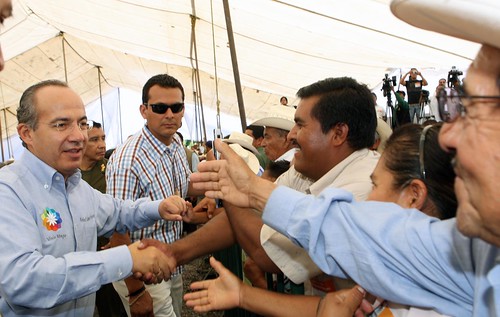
[{"xmin": 456, "ymin": 207, "xmax": 481, "ymax": 239}]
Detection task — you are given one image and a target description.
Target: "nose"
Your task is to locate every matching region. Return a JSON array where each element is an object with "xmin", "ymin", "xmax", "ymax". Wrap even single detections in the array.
[
  {"xmin": 438, "ymin": 121, "xmax": 460, "ymax": 154},
  {"xmin": 287, "ymin": 124, "xmax": 298, "ymax": 141},
  {"xmin": 68, "ymin": 122, "xmax": 86, "ymax": 142},
  {"xmin": 164, "ymin": 107, "xmax": 175, "ymax": 117},
  {"xmin": 98, "ymin": 140, "xmax": 106, "ymax": 149}
]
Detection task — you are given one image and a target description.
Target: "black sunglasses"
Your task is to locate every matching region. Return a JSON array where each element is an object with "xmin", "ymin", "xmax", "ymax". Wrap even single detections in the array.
[{"xmin": 146, "ymin": 102, "xmax": 184, "ymax": 114}]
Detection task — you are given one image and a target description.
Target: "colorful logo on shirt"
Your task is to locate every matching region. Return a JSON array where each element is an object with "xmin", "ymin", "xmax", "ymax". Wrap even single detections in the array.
[{"xmin": 41, "ymin": 208, "xmax": 62, "ymax": 231}]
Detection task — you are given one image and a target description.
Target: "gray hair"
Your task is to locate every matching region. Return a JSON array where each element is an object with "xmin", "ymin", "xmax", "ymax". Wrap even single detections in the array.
[
  {"xmin": 17, "ymin": 80, "xmax": 68, "ymax": 148},
  {"xmin": 17, "ymin": 79, "xmax": 68, "ymax": 130}
]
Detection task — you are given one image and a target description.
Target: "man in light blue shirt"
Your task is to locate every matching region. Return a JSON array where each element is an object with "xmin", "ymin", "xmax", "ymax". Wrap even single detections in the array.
[
  {"xmin": 0, "ymin": 80, "xmax": 190, "ymax": 316},
  {"xmin": 188, "ymin": 0, "xmax": 500, "ymax": 314}
]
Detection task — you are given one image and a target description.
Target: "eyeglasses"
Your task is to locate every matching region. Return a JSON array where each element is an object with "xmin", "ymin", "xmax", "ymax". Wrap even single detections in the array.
[
  {"xmin": 418, "ymin": 125, "xmax": 432, "ymax": 180},
  {"xmin": 146, "ymin": 102, "xmax": 184, "ymax": 114},
  {"xmin": 46, "ymin": 120, "xmax": 94, "ymax": 132},
  {"xmin": 437, "ymin": 85, "xmax": 500, "ymax": 123}
]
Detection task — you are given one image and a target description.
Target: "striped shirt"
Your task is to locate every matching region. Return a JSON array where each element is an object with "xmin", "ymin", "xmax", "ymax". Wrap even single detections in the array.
[{"xmin": 106, "ymin": 125, "xmax": 191, "ymax": 274}]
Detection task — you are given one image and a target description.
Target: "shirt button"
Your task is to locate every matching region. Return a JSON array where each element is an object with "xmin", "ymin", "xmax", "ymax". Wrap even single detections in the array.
[
  {"xmin": 55, "ymin": 176, "xmax": 61, "ymax": 181},
  {"xmin": 44, "ymin": 184, "xmax": 49, "ymax": 189}
]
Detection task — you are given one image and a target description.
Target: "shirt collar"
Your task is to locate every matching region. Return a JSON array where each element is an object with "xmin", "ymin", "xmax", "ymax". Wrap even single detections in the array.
[
  {"xmin": 142, "ymin": 125, "xmax": 182, "ymax": 156},
  {"xmin": 19, "ymin": 149, "xmax": 81, "ymax": 190},
  {"xmin": 308, "ymin": 148, "xmax": 375, "ymax": 196}
]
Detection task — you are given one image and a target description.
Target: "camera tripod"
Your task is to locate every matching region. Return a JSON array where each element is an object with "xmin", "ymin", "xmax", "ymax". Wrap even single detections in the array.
[{"xmin": 416, "ymin": 90, "xmax": 434, "ymax": 123}]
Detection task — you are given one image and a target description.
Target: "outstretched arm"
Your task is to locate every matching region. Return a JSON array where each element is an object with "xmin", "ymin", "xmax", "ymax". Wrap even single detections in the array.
[{"xmin": 185, "ymin": 257, "xmax": 369, "ymax": 317}]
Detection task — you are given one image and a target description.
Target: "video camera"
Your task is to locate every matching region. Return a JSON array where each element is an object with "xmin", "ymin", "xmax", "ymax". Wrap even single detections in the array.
[
  {"xmin": 381, "ymin": 73, "xmax": 397, "ymax": 97},
  {"xmin": 447, "ymin": 66, "xmax": 463, "ymax": 88}
]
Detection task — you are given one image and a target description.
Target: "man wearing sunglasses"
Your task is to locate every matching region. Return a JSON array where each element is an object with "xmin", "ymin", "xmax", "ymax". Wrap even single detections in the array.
[{"xmin": 106, "ymin": 74, "xmax": 201, "ymax": 317}]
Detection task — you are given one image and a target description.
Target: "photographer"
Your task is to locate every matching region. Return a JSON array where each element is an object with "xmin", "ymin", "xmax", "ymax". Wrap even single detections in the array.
[
  {"xmin": 391, "ymin": 85, "xmax": 411, "ymax": 126},
  {"xmin": 399, "ymin": 68, "xmax": 428, "ymax": 122}
]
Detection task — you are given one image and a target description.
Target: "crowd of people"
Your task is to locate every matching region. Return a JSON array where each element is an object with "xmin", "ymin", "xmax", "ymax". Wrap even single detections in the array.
[{"xmin": 0, "ymin": 0, "xmax": 499, "ymax": 317}]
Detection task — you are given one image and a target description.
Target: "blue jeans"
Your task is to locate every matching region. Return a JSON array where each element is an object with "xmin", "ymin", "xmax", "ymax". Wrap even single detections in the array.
[{"xmin": 409, "ymin": 104, "xmax": 421, "ymax": 123}]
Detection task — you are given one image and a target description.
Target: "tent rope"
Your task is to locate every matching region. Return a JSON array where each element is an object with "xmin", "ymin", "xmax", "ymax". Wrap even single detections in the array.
[
  {"xmin": 210, "ymin": 0, "xmax": 223, "ymax": 150},
  {"xmin": 189, "ymin": 7, "xmax": 207, "ymax": 143}
]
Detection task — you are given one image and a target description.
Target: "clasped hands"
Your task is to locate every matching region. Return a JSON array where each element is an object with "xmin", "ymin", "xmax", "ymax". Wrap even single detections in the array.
[{"xmin": 128, "ymin": 195, "xmax": 191, "ymax": 283}]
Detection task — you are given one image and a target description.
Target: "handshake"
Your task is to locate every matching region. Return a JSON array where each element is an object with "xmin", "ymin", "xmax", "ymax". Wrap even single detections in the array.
[
  {"xmin": 125, "ymin": 194, "xmax": 191, "ymax": 284},
  {"xmin": 128, "ymin": 239, "xmax": 176, "ymax": 284}
]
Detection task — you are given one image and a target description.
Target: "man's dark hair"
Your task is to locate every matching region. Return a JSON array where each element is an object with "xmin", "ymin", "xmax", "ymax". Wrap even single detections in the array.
[
  {"xmin": 246, "ymin": 125, "xmax": 265, "ymax": 139},
  {"xmin": 396, "ymin": 90, "xmax": 406, "ymax": 97},
  {"xmin": 142, "ymin": 74, "xmax": 185, "ymax": 104},
  {"xmin": 265, "ymin": 160, "xmax": 290, "ymax": 180},
  {"xmin": 296, "ymin": 77, "xmax": 377, "ymax": 150},
  {"xmin": 92, "ymin": 121, "xmax": 102, "ymax": 129}
]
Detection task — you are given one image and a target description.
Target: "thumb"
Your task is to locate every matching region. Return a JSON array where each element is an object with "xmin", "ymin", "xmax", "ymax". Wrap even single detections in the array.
[
  {"xmin": 209, "ymin": 256, "xmax": 227, "ymax": 275},
  {"xmin": 341, "ymin": 286, "xmax": 366, "ymax": 312},
  {"xmin": 214, "ymin": 139, "xmax": 236, "ymax": 160}
]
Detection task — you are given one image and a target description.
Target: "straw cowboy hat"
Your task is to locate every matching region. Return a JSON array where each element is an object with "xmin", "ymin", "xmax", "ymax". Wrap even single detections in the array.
[{"xmin": 251, "ymin": 106, "xmax": 296, "ymax": 131}]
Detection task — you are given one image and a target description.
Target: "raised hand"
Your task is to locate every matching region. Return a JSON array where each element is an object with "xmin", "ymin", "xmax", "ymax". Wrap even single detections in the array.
[
  {"xmin": 190, "ymin": 140, "xmax": 275, "ymax": 210},
  {"xmin": 158, "ymin": 195, "xmax": 189, "ymax": 221},
  {"xmin": 184, "ymin": 257, "xmax": 241, "ymax": 312}
]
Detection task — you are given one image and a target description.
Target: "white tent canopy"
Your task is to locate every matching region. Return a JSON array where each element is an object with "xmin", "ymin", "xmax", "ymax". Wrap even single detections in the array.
[{"xmin": 0, "ymin": 0, "xmax": 479, "ymax": 160}]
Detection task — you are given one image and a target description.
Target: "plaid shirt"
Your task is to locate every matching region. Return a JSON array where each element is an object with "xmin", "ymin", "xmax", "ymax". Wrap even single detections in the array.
[{"xmin": 106, "ymin": 125, "xmax": 190, "ymax": 274}]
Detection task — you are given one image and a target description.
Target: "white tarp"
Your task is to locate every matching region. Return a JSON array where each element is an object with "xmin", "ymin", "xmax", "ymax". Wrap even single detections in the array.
[{"xmin": 0, "ymin": 0, "xmax": 479, "ymax": 160}]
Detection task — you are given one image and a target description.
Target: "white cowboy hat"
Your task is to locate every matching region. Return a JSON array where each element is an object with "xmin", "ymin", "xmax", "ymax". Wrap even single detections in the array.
[
  {"xmin": 251, "ymin": 106, "xmax": 296, "ymax": 131},
  {"xmin": 391, "ymin": 0, "xmax": 500, "ymax": 49},
  {"xmin": 222, "ymin": 131, "xmax": 259, "ymax": 155},
  {"xmin": 375, "ymin": 117, "xmax": 393, "ymax": 153},
  {"xmin": 228, "ymin": 143, "xmax": 260, "ymax": 175}
]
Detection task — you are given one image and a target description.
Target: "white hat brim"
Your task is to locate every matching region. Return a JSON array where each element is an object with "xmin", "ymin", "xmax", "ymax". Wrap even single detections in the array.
[
  {"xmin": 228, "ymin": 144, "xmax": 261, "ymax": 175},
  {"xmin": 391, "ymin": 0, "xmax": 500, "ymax": 49}
]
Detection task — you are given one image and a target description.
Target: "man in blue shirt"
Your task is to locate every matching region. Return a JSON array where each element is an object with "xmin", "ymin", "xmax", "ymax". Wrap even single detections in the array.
[
  {"xmin": 188, "ymin": 1, "xmax": 500, "ymax": 315},
  {"xmin": 0, "ymin": 80, "xmax": 190, "ymax": 316}
]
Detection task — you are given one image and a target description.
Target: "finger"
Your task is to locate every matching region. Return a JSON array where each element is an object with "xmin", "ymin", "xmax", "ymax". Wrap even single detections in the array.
[
  {"xmin": 340, "ymin": 286, "xmax": 366, "ymax": 312},
  {"xmin": 138, "ymin": 239, "xmax": 156, "ymax": 249},
  {"xmin": 164, "ymin": 214, "xmax": 183, "ymax": 221},
  {"xmin": 359, "ymin": 298, "xmax": 374, "ymax": 314},
  {"xmin": 190, "ymin": 279, "xmax": 213, "ymax": 290},
  {"xmin": 184, "ymin": 289, "xmax": 206, "ymax": 301},
  {"xmin": 134, "ymin": 272, "xmax": 143, "ymax": 279},
  {"xmin": 209, "ymin": 256, "xmax": 226, "ymax": 274}
]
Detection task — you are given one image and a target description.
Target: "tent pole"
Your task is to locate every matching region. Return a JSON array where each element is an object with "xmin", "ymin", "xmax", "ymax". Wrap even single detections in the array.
[
  {"xmin": 117, "ymin": 87, "xmax": 123, "ymax": 144},
  {"xmin": 0, "ymin": 109, "xmax": 4, "ymax": 162},
  {"xmin": 97, "ymin": 66, "xmax": 105, "ymax": 130},
  {"xmin": 222, "ymin": 0, "xmax": 247, "ymax": 132},
  {"xmin": 61, "ymin": 33, "xmax": 69, "ymax": 84}
]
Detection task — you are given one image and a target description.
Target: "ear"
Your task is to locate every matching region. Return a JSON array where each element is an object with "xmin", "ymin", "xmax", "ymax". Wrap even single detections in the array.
[
  {"xmin": 139, "ymin": 104, "xmax": 147, "ymax": 119},
  {"xmin": 17, "ymin": 123, "xmax": 33, "ymax": 148},
  {"xmin": 331, "ymin": 123, "xmax": 349, "ymax": 146},
  {"xmin": 406, "ymin": 179, "xmax": 428, "ymax": 210}
]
